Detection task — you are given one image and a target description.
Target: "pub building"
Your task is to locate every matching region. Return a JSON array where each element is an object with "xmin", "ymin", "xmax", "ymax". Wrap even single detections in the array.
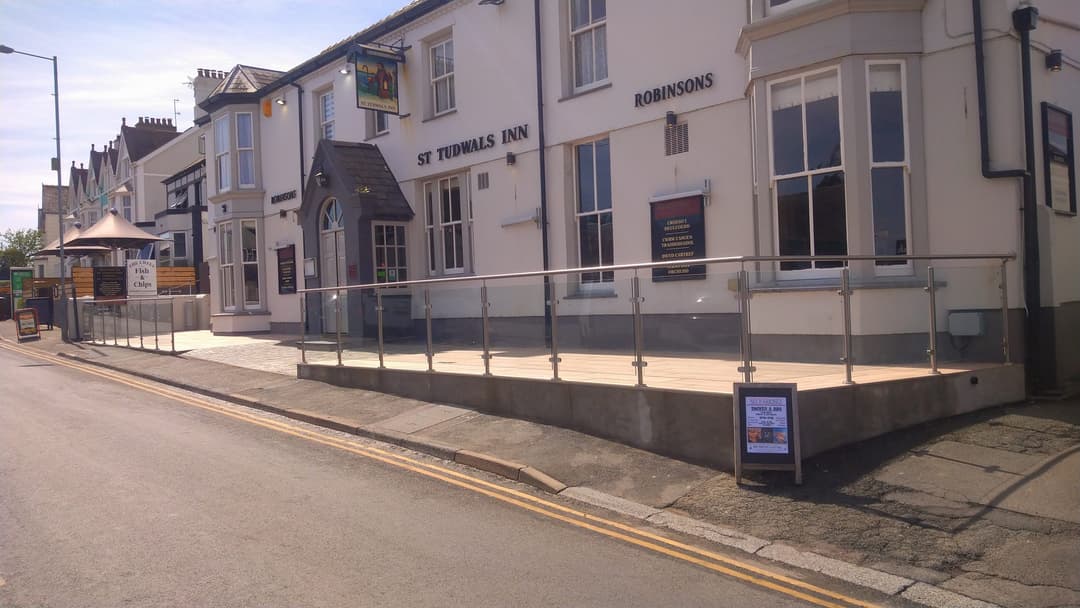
[{"xmin": 194, "ymin": 0, "xmax": 1079, "ymax": 390}]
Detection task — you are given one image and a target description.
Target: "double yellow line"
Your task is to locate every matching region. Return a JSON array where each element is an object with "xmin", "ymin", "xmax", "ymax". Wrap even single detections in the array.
[{"xmin": 0, "ymin": 340, "xmax": 878, "ymax": 608}]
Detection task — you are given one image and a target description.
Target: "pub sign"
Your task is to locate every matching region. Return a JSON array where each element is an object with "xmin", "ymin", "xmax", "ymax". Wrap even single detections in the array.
[
  {"xmin": 650, "ymin": 195, "xmax": 706, "ymax": 281},
  {"xmin": 354, "ymin": 45, "xmax": 401, "ymax": 115}
]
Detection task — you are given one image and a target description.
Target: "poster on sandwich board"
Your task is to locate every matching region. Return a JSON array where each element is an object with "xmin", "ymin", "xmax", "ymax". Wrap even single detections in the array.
[{"xmin": 733, "ymin": 382, "xmax": 802, "ymax": 485}]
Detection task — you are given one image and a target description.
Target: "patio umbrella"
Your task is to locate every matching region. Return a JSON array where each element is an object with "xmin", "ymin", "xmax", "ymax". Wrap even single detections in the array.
[
  {"xmin": 34, "ymin": 225, "xmax": 111, "ymax": 256},
  {"xmin": 66, "ymin": 208, "xmax": 166, "ymax": 249}
]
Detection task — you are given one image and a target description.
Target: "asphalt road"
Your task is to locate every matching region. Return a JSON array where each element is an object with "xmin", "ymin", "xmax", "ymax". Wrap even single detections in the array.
[{"xmin": 0, "ymin": 345, "xmax": 826, "ymax": 608}]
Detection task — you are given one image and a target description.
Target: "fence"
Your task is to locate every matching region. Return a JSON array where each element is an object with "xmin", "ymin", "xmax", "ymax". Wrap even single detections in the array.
[
  {"xmin": 78, "ymin": 297, "xmax": 177, "ymax": 353},
  {"xmin": 295, "ymin": 253, "xmax": 1016, "ymax": 389}
]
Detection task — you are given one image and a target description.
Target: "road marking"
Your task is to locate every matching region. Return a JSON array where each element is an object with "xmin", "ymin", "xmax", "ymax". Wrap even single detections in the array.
[{"xmin": 0, "ymin": 341, "xmax": 878, "ymax": 608}]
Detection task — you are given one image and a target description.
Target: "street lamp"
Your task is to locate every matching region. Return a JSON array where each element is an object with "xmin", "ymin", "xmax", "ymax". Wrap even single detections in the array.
[{"xmin": 1, "ymin": 44, "xmax": 68, "ymax": 341}]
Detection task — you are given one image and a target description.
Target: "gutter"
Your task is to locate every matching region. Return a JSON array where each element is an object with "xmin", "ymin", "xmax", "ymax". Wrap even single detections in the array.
[
  {"xmin": 534, "ymin": 0, "xmax": 552, "ymax": 342},
  {"xmin": 291, "ymin": 82, "xmax": 306, "ymax": 193},
  {"xmin": 971, "ymin": 0, "xmax": 1044, "ymax": 392}
]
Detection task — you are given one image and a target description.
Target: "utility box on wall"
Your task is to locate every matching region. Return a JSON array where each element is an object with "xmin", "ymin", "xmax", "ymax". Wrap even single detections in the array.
[{"xmin": 948, "ymin": 311, "xmax": 985, "ymax": 337}]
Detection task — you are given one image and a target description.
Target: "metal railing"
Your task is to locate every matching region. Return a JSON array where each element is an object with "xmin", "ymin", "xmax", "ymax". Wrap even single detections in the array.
[
  {"xmin": 80, "ymin": 296, "xmax": 177, "ymax": 353},
  {"xmin": 296, "ymin": 253, "xmax": 1016, "ymax": 387}
]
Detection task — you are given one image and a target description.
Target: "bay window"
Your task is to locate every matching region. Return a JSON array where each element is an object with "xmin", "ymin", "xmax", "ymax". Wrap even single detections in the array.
[
  {"xmin": 241, "ymin": 220, "xmax": 260, "ymax": 308},
  {"xmin": 214, "ymin": 115, "xmax": 231, "ymax": 192},
  {"xmin": 867, "ymin": 62, "xmax": 911, "ymax": 269},
  {"xmin": 219, "ymin": 223, "xmax": 235, "ymax": 310},
  {"xmin": 237, "ymin": 112, "xmax": 255, "ymax": 188},
  {"xmin": 769, "ymin": 68, "xmax": 846, "ymax": 272}
]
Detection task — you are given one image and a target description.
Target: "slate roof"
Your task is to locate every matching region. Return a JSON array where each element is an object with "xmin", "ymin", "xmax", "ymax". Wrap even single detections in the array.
[
  {"xmin": 89, "ymin": 148, "xmax": 104, "ymax": 178},
  {"xmin": 209, "ymin": 64, "xmax": 286, "ymax": 97},
  {"xmin": 121, "ymin": 124, "xmax": 182, "ymax": 161},
  {"xmin": 107, "ymin": 145, "xmax": 118, "ymax": 168},
  {"xmin": 40, "ymin": 184, "xmax": 68, "ymax": 214},
  {"xmin": 303, "ymin": 140, "xmax": 413, "ymax": 220}
]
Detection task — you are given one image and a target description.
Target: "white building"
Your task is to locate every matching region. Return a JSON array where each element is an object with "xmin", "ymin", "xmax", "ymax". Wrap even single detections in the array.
[{"xmin": 198, "ymin": 0, "xmax": 1079, "ymax": 392}]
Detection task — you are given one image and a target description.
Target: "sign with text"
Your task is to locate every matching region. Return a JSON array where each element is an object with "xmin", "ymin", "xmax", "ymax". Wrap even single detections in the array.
[
  {"xmin": 15, "ymin": 308, "xmax": 40, "ymax": 342},
  {"xmin": 733, "ymin": 383, "xmax": 802, "ymax": 485},
  {"xmin": 10, "ymin": 267, "xmax": 33, "ymax": 312},
  {"xmin": 355, "ymin": 46, "xmax": 400, "ymax": 115},
  {"xmin": 650, "ymin": 195, "xmax": 706, "ymax": 281},
  {"xmin": 93, "ymin": 266, "xmax": 127, "ymax": 300},
  {"xmin": 127, "ymin": 259, "xmax": 157, "ymax": 298},
  {"xmin": 277, "ymin": 245, "xmax": 297, "ymax": 295},
  {"xmin": 1042, "ymin": 102, "xmax": 1076, "ymax": 214}
]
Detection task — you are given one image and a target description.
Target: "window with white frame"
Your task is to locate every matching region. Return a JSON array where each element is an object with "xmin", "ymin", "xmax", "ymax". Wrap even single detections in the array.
[
  {"xmin": 319, "ymin": 90, "xmax": 335, "ymax": 139},
  {"xmin": 570, "ymin": 0, "xmax": 607, "ymax": 91},
  {"xmin": 373, "ymin": 223, "xmax": 407, "ymax": 283},
  {"xmin": 575, "ymin": 138, "xmax": 614, "ymax": 283},
  {"xmin": 121, "ymin": 195, "xmax": 132, "ymax": 221},
  {"xmin": 423, "ymin": 175, "xmax": 470, "ymax": 275},
  {"xmin": 769, "ymin": 68, "xmax": 846, "ymax": 272},
  {"xmin": 241, "ymin": 220, "xmax": 260, "ymax": 308},
  {"xmin": 214, "ymin": 115, "xmax": 231, "ymax": 192},
  {"xmin": 237, "ymin": 112, "xmax": 255, "ymax": 188},
  {"xmin": 375, "ymin": 111, "xmax": 389, "ymax": 135},
  {"xmin": 220, "ymin": 223, "xmax": 235, "ymax": 310},
  {"xmin": 867, "ymin": 62, "xmax": 910, "ymax": 269},
  {"xmin": 430, "ymin": 38, "xmax": 455, "ymax": 116}
]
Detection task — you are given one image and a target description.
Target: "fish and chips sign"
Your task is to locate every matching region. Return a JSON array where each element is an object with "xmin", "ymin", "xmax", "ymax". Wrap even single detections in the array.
[
  {"xmin": 127, "ymin": 259, "xmax": 158, "ymax": 298},
  {"xmin": 354, "ymin": 44, "xmax": 403, "ymax": 115}
]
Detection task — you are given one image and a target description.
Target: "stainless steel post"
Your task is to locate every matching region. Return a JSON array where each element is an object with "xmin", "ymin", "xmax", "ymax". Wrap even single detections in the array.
[
  {"xmin": 153, "ymin": 299, "xmax": 159, "ymax": 351},
  {"xmin": 335, "ymin": 289, "xmax": 343, "ymax": 366},
  {"xmin": 376, "ymin": 288, "xmax": 385, "ymax": 369},
  {"xmin": 737, "ymin": 269, "xmax": 755, "ymax": 383},
  {"xmin": 925, "ymin": 267, "xmax": 940, "ymax": 375},
  {"xmin": 481, "ymin": 281, "xmax": 492, "ymax": 376},
  {"xmin": 424, "ymin": 288, "xmax": 434, "ymax": 372},
  {"xmin": 169, "ymin": 298, "xmax": 176, "ymax": 354},
  {"xmin": 138, "ymin": 300, "xmax": 144, "ymax": 349},
  {"xmin": 299, "ymin": 294, "xmax": 307, "ymax": 364},
  {"xmin": 112, "ymin": 303, "xmax": 118, "ymax": 345},
  {"xmin": 631, "ymin": 272, "xmax": 646, "ymax": 387},
  {"xmin": 839, "ymin": 267, "xmax": 854, "ymax": 385},
  {"xmin": 549, "ymin": 280, "xmax": 561, "ymax": 381},
  {"xmin": 999, "ymin": 260, "xmax": 1011, "ymax": 364},
  {"xmin": 125, "ymin": 300, "xmax": 131, "ymax": 347}
]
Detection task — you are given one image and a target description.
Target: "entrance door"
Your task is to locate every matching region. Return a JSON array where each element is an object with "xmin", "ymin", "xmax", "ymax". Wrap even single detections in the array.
[{"xmin": 320, "ymin": 199, "xmax": 347, "ymax": 334}]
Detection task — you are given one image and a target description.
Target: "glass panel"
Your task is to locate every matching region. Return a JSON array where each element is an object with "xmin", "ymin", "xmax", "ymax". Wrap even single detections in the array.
[
  {"xmin": 595, "ymin": 139, "xmax": 611, "ymax": 210},
  {"xmin": 214, "ymin": 116, "xmax": 229, "ymax": 151},
  {"xmin": 239, "ymin": 150, "xmax": 255, "ymax": 186},
  {"xmin": 427, "ymin": 228, "xmax": 436, "ymax": 273},
  {"xmin": 599, "ymin": 211, "xmax": 613, "ymax": 267},
  {"xmin": 444, "ymin": 41, "xmax": 454, "ymax": 74},
  {"xmin": 812, "ymin": 171, "xmax": 847, "ymax": 268},
  {"xmin": 872, "ymin": 167, "xmax": 907, "ymax": 262},
  {"xmin": 236, "ymin": 114, "xmax": 253, "ymax": 147},
  {"xmin": 770, "ymin": 80, "xmax": 804, "ymax": 176},
  {"xmin": 579, "ymin": 214, "xmax": 600, "ymax": 275},
  {"xmin": 554, "ymin": 271, "xmax": 636, "ymax": 386},
  {"xmin": 805, "ymin": 72, "xmax": 841, "ymax": 169},
  {"xmin": 443, "ymin": 226, "xmax": 457, "ymax": 270},
  {"xmin": 242, "ymin": 223, "xmax": 257, "ymax": 262},
  {"xmin": 217, "ymin": 154, "xmax": 230, "ymax": 191},
  {"xmin": 243, "ymin": 264, "xmax": 259, "ymax": 305},
  {"xmin": 576, "ymin": 142, "xmax": 595, "ymax": 212},
  {"xmin": 776, "ymin": 177, "xmax": 810, "ymax": 270},
  {"xmin": 869, "ymin": 65, "xmax": 905, "ymax": 162},
  {"xmin": 591, "ymin": 0, "xmax": 605, "ymax": 21},
  {"xmin": 448, "ymin": 178, "xmax": 461, "ymax": 221},
  {"xmin": 571, "ymin": 0, "xmax": 590, "ymax": 30},
  {"xmin": 447, "ymin": 74, "xmax": 455, "ymax": 111},
  {"xmin": 574, "ymin": 30, "xmax": 594, "ymax": 87},
  {"xmin": 374, "ymin": 225, "xmax": 385, "ymax": 246},
  {"xmin": 594, "ymin": 25, "xmax": 608, "ymax": 82},
  {"xmin": 174, "ymin": 232, "xmax": 187, "ymax": 258}
]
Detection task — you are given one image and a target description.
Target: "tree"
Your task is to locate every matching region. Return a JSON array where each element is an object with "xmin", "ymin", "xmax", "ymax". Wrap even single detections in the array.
[{"xmin": 0, "ymin": 228, "xmax": 43, "ymax": 268}]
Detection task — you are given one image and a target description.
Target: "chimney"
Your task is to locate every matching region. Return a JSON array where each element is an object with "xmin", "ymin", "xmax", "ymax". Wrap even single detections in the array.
[
  {"xmin": 122, "ymin": 117, "xmax": 126, "ymax": 126},
  {"xmin": 91, "ymin": 143, "xmax": 95, "ymax": 151}
]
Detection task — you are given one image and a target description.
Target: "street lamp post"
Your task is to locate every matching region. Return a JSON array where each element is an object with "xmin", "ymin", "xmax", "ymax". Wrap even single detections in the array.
[{"xmin": 1, "ymin": 44, "xmax": 68, "ymax": 341}]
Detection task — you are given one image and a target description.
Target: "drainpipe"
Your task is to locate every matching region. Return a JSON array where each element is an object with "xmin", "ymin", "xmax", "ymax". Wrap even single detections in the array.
[
  {"xmin": 534, "ymin": 0, "xmax": 552, "ymax": 343},
  {"xmin": 971, "ymin": 0, "xmax": 1043, "ymax": 392},
  {"xmin": 290, "ymin": 82, "xmax": 306, "ymax": 192}
]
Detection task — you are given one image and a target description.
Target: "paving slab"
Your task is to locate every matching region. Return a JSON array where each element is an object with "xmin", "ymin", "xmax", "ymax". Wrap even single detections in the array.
[
  {"xmin": 939, "ymin": 573, "xmax": 1080, "ymax": 608},
  {"xmin": 370, "ymin": 404, "xmax": 470, "ymax": 434},
  {"xmin": 988, "ymin": 448, "xmax": 1080, "ymax": 524},
  {"xmin": 924, "ymin": 441, "xmax": 1043, "ymax": 475},
  {"xmin": 875, "ymin": 448, "xmax": 1021, "ymax": 504}
]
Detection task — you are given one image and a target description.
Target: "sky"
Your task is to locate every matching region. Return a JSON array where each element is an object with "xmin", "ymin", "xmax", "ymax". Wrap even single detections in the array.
[{"xmin": 0, "ymin": 0, "xmax": 408, "ymax": 234}]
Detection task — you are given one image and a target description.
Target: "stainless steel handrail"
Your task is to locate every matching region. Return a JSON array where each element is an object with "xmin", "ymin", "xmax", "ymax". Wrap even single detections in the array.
[{"xmin": 296, "ymin": 253, "xmax": 1016, "ymax": 296}]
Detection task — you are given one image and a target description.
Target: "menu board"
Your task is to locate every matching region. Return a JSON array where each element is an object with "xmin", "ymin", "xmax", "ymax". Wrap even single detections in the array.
[
  {"xmin": 650, "ymin": 195, "xmax": 706, "ymax": 281},
  {"xmin": 733, "ymin": 383, "xmax": 802, "ymax": 485},
  {"xmin": 15, "ymin": 308, "xmax": 40, "ymax": 342},
  {"xmin": 93, "ymin": 266, "xmax": 127, "ymax": 299},
  {"xmin": 277, "ymin": 245, "xmax": 297, "ymax": 295}
]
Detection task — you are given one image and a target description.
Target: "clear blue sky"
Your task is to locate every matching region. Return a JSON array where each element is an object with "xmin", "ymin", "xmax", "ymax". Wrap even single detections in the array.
[{"xmin": 0, "ymin": 0, "xmax": 407, "ymax": 234}]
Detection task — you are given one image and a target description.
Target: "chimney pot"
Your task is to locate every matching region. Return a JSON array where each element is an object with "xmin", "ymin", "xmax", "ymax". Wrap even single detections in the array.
[
  {"xmin": 121, "ymin": 117, "xmax": 126, "ymax": 126},
  {"xmin": 91, "ymin": 143, "xmax": 95, "ymax": 151}
]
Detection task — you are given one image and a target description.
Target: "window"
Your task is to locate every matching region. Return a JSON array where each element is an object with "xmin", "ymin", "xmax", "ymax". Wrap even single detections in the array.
[
  {"xmin": 867, "ymin": 62, "xmax": 910, "ymax": 269},
  {"xmin": 375, "ymin": 111, "xmax": 389, "ymax": 135},
  {"xmin": 241, "ymin": 220, "xmax": 260, "ymax": 308},
  {"xmin": 219, "ymin": 223, "xmax": 235, "ymax": 310},
  {"xmin": 570, "ymin": 0, "xmax": 607, "ymax": 90},
  {"xmin": 214, "ymin": 115, "xmax": 231, "ymax": 192},
  {"xmin": 423, "ymin": 175, "xmax": 470, "ymax": 275},
  {"xmin": 430, "ymin": 39, "xmax": 455, "ymax": 116},
  {"xmin": 121, "ymin": 195, "xmax": 132, "ymax": 221},
  {"xmin": 319, "ymin": 91, "xmax": 335, "ymax": 139},
  {"xmin": 769, "ymin": 68, "xmax": 846, "ymax": 272},
  {"xmin": 575, "ymin": 138, "xmax": 614, "ymax": 283},
  {"xmin": 236, "ymin": 112, "xmax": 255, "ymax": 188},
  {"xmin": 373, "ymin": 224, "xmax": 408, "ymax": 283},
  {"xmin": 173, "ymin": 232, "xmax": 188, "ymax": 264}
]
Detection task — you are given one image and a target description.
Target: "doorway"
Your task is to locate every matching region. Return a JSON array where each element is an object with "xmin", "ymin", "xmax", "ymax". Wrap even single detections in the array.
[{"xmin": 319, "ymin": 198, "xmax": 347, "ymax": 334}]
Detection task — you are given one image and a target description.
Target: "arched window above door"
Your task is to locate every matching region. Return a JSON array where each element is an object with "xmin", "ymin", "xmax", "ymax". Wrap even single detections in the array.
[{"xmin": 321, "ymin": 198, "xmax": 343, "ymax": 231}]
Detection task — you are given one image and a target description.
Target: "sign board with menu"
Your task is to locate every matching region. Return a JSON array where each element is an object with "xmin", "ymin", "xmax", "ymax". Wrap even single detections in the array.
[
  {"xmin": 733, "ymin": 382, "xmax": 802, "ymax": 485},
  {"xmin": 15, "ymin": 308, "xmax": 41, "ymax": 342}
]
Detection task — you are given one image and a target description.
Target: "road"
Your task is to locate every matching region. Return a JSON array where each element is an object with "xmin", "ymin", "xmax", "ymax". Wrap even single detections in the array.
[{"xmin": 0, "ymin": 343, "xmax": 874, "ymax": 607}]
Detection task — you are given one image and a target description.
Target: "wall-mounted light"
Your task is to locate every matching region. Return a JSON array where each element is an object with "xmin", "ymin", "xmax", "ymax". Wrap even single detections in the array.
[
  {"xmin": 274, "ymin": 96, "xmax": 286, "ymax": 105},
  {"xmin": 506, "ymin": 152, "xmax": 516, "ymax": 166},
  {"xmin": 666, "ymin": 111, "xmax": 677, "ymax": 127},
  {"xmin": 314, "ymin": 171, "xmax": 329, "ymax": 187},
  {"xmin": 339, "ymin": 65, "xmax": 350, "ymax": 75},
  {"xmin": 1046, "ymin": 49, "xmax": 1063, "ymax": 72}
]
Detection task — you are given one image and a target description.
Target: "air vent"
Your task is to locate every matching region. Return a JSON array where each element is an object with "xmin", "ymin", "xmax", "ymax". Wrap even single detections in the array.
[
  {"xmin": 477, "ymin": 172, "xmax": 490, "ymax": 190},
  {"xmin": 665, "ymin": 122, "xmax": 689, "ymax": 156}
]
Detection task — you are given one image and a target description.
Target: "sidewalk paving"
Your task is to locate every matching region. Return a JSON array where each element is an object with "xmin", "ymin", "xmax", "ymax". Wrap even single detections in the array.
[{"xmin": 5, "ymin": 322, "xmax": 1079, "ymax": 608}]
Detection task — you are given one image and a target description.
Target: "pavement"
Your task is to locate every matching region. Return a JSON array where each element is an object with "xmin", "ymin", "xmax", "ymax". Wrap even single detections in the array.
[{"xmin": 4, "ymin": 322, "xmax": 1079, "ymax": 608}]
